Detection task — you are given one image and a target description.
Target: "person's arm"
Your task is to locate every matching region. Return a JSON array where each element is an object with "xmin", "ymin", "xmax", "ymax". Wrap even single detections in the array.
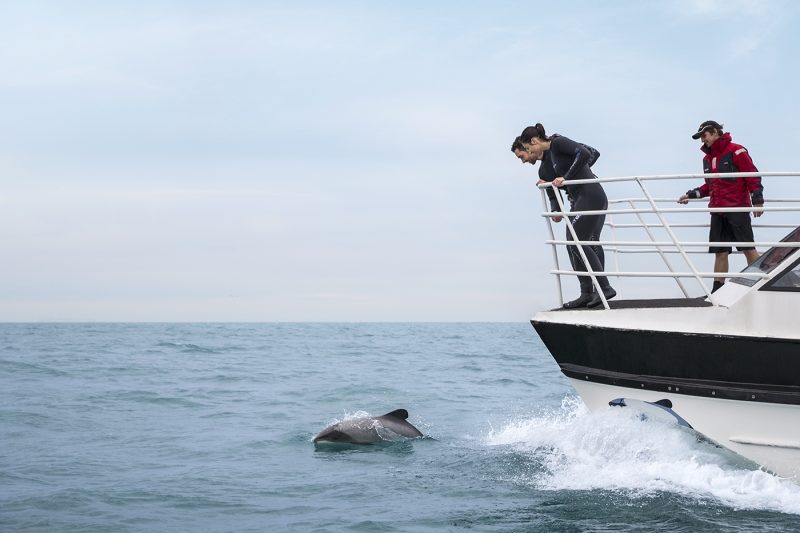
[
  {"xmin": 538, "ymin": 182, "xmax": 564, "ymax": 222},
  {"xmin": 732, "ymin": 147, "xmax": 764, "ymax": 211},
  {"xmin": 583, "ymin": 144, "xmax": 600, "ymax": 167},
  {"xmin": 678, "ymin": 175, "xmax": 709, "ymax": 204},
  {"xmin": 545, "ymin": 187, "xmax": 562, "ymax": 212},
  {"xmin": 552, "ymin": 136, "xmax": 592, "ymax": 181},
  {"xmin": 680, "ymin": 185, "xmax": 707, "ymax": 201},
  {"xmin": 538, "ymin": 164, "xmax": 563, "ymax": 222}
]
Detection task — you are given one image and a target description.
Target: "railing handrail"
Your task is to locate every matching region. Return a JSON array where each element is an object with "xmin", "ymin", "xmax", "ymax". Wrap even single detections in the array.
[
  {"xmin": 544, "ymin": 206, "xmax": 796, "ymax": 217},
  {"xmin": 550, "ymin": 270, "xmax": 771, "ymax": 279},
  {"xmin": 538, "ymin": 172, "xmax": 800, "ymax": 309},
  {"xmin": 609, "ymin": 197, "xmax": 800, "ymax": 204},
  {"xmin": 545, "ymin": 240, "xmax": 800, "ymax": 248},
  {"xmin": 537, "ymin": 171, "xmax": 796, "ymax": 188},
  {"xmin": 607, "ymin": 223, "xmax": 797, "ymax": 229}
]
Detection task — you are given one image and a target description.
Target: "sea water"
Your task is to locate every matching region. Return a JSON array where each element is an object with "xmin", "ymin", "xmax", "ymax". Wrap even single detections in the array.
[{"xmin": 1, "ymin": 323, "xmax": 798, "ymax": 532}]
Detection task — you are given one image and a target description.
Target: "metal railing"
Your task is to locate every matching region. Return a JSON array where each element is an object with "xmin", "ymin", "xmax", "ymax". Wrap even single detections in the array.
[{"xmin": 538, "ymin": 172, "xmax": 800, "ymax": 309}]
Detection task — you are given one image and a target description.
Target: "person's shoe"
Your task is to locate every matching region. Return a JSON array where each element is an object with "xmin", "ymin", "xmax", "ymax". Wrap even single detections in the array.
[
  {"xmin": 587, "ymin": 287, "xmax": 617, "ymax": 308},
  {"xmin": 563, "ymin": 293, "xmax": 594, "ymax": 309}
]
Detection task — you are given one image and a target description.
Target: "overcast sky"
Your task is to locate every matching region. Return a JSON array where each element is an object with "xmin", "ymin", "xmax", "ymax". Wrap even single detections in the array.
[{"xmin": 1, "ymin": 0, "xmax": 799, "ymax": 321}]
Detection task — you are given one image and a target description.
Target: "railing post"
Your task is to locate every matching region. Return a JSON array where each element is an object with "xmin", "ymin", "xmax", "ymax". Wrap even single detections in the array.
[
  {"xmin": 634, "ymin": 178, "xmax": 715, "ymax": 303},
  {"xmin": 540, "ymin": 186, "xmax": 564, "ymax": 306},
  {"xmin": 626, "ymin": 198, "xmax": 690, "ymax": 297},
  {"xmin": 548, "ymin": 183, "xmax": 609, "ymax": 309},
  {"xmin": 609, "ymin": 209, "xmax": 621, "ymax": 295}
]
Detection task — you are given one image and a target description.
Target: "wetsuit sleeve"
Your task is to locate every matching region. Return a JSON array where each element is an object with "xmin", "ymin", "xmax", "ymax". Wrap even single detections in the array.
[
  {"xmin": 547, "ymin": 188, "xmax": 564, "ymax": 212},
  {"xmin": 552, "ymin": 136, "xmax": 592, "ymax": 181},
  {"xmin": 583, "ymin": 144, "xmax": 600, "ymax": 167},
  {"xmin": 539, "ymin": 165, "xmax": 563, "ymax": 212},
  {"xmin": 732, "ymin": 147, "xmax": 763, "ymax": 205}
]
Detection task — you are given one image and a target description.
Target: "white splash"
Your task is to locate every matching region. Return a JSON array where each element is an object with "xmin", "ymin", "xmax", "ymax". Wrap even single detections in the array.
[{"xmin": 485, "ymin": 396, "xmax": 800, "ymax": 515}]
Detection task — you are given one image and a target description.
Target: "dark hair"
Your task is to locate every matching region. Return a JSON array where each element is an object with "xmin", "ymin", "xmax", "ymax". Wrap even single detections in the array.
[
  {"xmin": 510, "ymin": 136, "xmax": 526, "ymax": 152},
  {"xmin": 519, "ymin": 123, "xmax": 549, "ymax": 143}
]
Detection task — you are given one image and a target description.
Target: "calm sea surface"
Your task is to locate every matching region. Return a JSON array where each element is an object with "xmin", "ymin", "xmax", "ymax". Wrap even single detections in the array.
[{"xmin": 1, "ymin": 323, "xmax": 799, "ymax": 532}]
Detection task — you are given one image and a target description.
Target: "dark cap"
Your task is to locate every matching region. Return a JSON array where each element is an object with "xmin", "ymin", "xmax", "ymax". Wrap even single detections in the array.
[{"xmin": 691, "ymin": 120, "xmax": 723, "ymax": 139}]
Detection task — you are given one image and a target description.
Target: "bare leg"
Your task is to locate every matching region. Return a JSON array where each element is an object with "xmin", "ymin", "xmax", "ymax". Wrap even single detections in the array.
[
  {"xmin": 743, "ymin": 249, "xmax": 760, "ymax": 265},
  {"xmin": 714, "ymin": 251, "xmax": 729, "ymax": 284}
]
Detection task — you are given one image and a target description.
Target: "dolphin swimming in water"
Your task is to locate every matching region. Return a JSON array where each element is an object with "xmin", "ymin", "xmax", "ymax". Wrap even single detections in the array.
[
  {"xmin": 609, "ymin": 397, "xmax": 693, "ymax": 429},
  {"xmin": 313, "ymin": 409, "xmax": 424, "ymax": 444}
]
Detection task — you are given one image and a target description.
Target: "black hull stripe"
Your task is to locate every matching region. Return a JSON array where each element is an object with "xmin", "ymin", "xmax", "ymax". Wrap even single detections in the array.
[{"xmin": 532, "ymin": 321, "xmax": 800, "ymax": 406}]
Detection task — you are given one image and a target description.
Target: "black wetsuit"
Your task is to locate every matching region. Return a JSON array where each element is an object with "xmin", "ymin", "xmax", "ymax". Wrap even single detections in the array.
[{"xmin": 539, "ymin": 135, "xmax": 610, "ymax": 294}]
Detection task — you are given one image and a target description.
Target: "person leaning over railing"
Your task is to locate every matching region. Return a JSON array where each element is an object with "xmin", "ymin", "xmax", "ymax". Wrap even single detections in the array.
[
  {"xmin": 677, "ymin": 120, "xmax": 764, "ymax": 293},
  {"xmin": 511, "ymin": 130, "xmax": 604, "ymax": 306},
  {"xmin": 512, "ymin": 123, "xmax": 615, "ymax": 309}
]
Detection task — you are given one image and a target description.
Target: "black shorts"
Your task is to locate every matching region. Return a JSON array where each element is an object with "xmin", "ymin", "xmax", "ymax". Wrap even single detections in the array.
[{"xmin": 709, "ymin": 212, "xmax": 755, "ymax": 253}]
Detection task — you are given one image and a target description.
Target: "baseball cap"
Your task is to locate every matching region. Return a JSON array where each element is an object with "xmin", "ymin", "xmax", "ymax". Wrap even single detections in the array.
[{"xmin": 691, "ymin": 120, "xmax": 723, "ymax": 139}]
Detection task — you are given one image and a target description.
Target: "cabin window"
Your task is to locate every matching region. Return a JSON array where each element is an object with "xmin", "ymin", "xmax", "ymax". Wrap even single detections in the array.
[
  {"xmin": 731, "ymin": 226, "xmax": 800, "ymax": 287},
  {"xmin": 763, "ymin": 258, "xmax": 800, "ymax": 291}
]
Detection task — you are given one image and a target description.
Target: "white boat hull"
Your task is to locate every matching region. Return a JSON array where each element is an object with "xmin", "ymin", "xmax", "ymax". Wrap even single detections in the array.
[{"xmin": 568, "ymin": 377, "xmax": 800, "ymax": 480}]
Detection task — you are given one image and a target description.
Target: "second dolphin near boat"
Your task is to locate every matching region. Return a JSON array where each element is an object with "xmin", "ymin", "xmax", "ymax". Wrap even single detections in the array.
[{"xmin": 609, "ymin": 397, "xmax": 693, "ymax": 428}]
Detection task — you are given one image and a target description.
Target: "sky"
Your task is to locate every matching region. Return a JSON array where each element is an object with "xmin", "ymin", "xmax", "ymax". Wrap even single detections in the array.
[{"xmin": 1, "ymin": 0, "xmax": 800, "ymax": 322}]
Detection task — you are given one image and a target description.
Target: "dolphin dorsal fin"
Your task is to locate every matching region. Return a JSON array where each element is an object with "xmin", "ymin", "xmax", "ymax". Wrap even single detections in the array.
[
  {"xmin": 653, "ymin": 399, "xmax": 673, "ymax": 408},
  {"xmin": 382, "ymin": 409, "xmax": 409, "ymax": 420}
]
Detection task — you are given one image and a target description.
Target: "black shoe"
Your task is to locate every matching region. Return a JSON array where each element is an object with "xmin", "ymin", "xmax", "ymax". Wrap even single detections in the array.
[
  {"xmin": 587, "ymin": 287, "xmax": 617, "ymax": 308},
  {"xmin": 563, "ymin": 293, "xmax": 594, "ymax": 309}
]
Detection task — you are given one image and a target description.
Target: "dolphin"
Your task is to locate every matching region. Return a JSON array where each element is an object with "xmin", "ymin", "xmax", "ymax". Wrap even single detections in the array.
[
  {"xmin": 609, "ymin": 397, "xmax": 693, "ymax": 429},
  {"xmin": 313, "ymin": 409, "xmax": 424, "ymax": 444}
]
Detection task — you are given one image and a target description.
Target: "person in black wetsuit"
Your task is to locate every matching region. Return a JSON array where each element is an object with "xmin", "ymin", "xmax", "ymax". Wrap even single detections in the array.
[{"xmin": 512, "ymin": 123, "xmax": 616, "ymax": 308}]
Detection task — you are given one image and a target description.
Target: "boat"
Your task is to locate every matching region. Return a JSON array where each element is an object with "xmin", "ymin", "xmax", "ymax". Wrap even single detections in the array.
[{"xmin": 530, "ymin": 171, "xmax": 800, "ymax": 479}]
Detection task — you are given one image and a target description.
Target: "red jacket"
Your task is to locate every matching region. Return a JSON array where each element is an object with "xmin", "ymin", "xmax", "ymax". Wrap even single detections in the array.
[{"xmin": 692, "ymin": 133, "xmax": 763, "ymax": 208}]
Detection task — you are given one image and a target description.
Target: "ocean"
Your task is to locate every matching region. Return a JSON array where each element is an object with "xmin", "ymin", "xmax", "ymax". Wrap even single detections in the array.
[{"xmin": 1, "ymin": 322, "xmax": 799, "ymax": 532}]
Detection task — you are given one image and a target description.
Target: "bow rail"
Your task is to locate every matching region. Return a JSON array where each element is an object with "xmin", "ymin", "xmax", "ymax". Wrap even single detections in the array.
[{"xmin": 538, "ymin": 172, "xmax": 800, "ymax": 309}]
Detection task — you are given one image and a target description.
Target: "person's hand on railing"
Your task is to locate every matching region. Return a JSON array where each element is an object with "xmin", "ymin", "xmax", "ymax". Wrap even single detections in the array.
[
  {"xmin": 553, "ymin": 176, "xmax": 566, "ymax": 188},
  {"xmin": 678, "ymin": 188, "xmax": 702, "ymax": 204},
  {"xmin": 753, "ymin": 203, "xmax": 764, "ymax": 218},
  {"xmin": 537, "ymin": 179, "xmax": 563, "ymax": 222}
]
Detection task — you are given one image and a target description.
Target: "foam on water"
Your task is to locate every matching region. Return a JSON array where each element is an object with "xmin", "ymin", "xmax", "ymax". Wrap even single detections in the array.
[{"xmin": 485, "ymin": 396, "xmax": 800, "ymax": 515}]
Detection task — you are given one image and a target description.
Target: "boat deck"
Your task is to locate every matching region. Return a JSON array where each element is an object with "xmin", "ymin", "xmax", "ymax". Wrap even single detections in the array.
[{"xmin": 550, "ymin": 297, "xmax": 713, "ymax": 311}]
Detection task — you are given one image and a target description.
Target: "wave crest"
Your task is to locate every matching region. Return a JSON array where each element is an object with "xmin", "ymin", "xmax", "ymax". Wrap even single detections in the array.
[{"xmin": 485, "ymin": 395, "xmax": 800, "ymax": 514}]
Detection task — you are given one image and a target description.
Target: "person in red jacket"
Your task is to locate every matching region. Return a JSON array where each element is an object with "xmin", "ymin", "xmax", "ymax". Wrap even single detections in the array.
[{"xmin": 678, "ymin": 120, "xmax": 764, "ymax": 292}]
